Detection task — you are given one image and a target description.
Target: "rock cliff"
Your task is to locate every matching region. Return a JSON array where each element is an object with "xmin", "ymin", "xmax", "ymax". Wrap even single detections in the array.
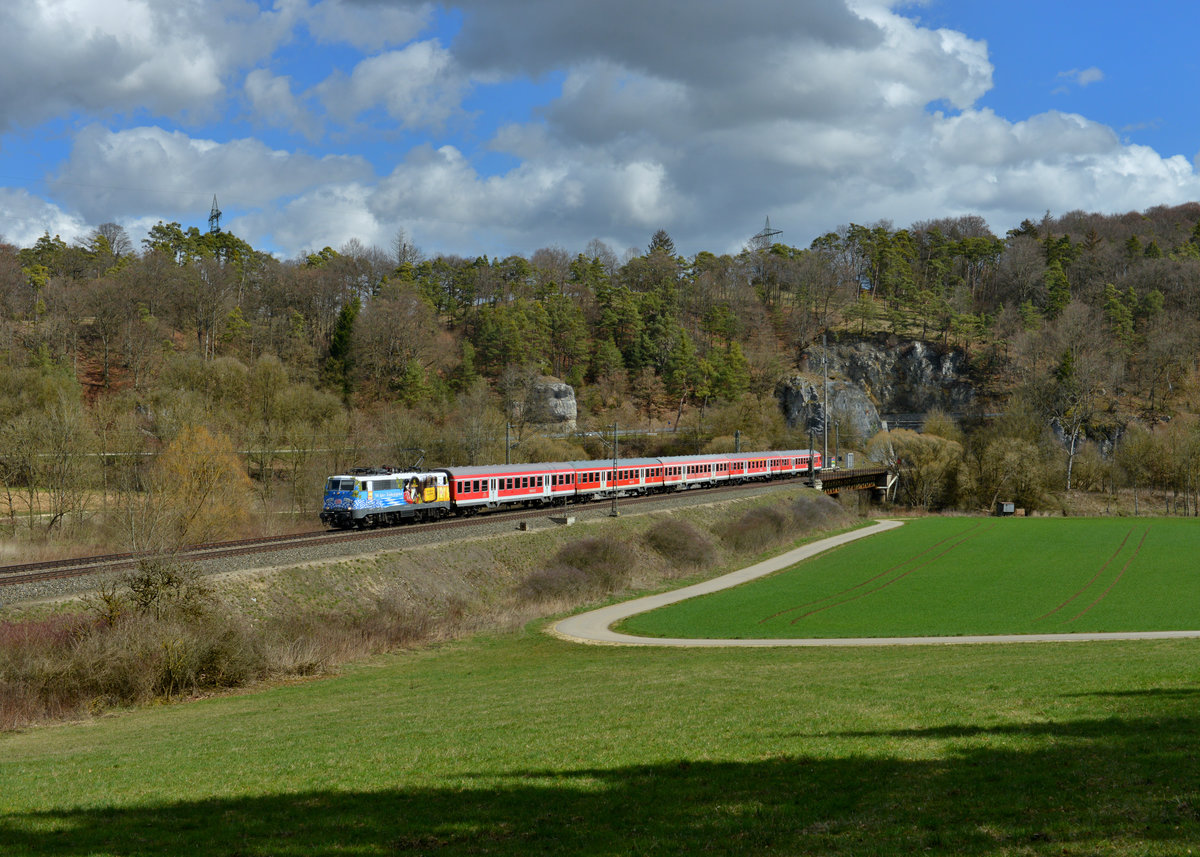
[
  {"xmin": 522, "ymin": 379, "xmax": 578, "ymax": 431},
  {"xmin": 776, "ymin": 336, "xmax": 975, "ymax": 441}
]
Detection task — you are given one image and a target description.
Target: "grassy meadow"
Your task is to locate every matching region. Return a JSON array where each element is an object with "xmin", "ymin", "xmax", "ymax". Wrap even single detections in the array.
[
  {"xmin": 4, "ymin": 513, "xmax": 1200, "ymax": 855},
  {"xmin": 620, "ymin": 517, "xmax": 1200, "ymax": 639},
  {"xmin": 3, "ymin": 628, "xmax": 1200, "ymax": 855}
]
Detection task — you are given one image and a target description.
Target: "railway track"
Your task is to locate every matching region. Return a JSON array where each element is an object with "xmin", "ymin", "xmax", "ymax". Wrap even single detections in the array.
[{"xmin": 0, "ymin": 476, "xmax": 825, "ymax": 591}]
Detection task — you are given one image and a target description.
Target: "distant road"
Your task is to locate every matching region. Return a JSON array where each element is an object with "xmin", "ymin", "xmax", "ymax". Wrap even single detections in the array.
[{"xmin": 550, "ymin": 520, "xmax": 1200, "ymax": 647}]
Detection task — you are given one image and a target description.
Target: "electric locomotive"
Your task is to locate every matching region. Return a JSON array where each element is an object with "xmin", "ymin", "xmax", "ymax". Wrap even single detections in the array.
[{"xmin": 320, "ymin": 467, "xmax": 450, "ymax": 528}]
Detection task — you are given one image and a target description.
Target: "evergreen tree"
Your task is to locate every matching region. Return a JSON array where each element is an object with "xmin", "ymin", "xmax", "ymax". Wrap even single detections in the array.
[
  {"xmin": 1043, "ymin": 260, "xmax": 1070, "ymax": 319},
  {"xmin": 326, "ymin": 295, "xmax": 360, "ymax": 400},
  {"xmin": 647, "ymin": 229, "xmax": 676, "ymax": 257}
]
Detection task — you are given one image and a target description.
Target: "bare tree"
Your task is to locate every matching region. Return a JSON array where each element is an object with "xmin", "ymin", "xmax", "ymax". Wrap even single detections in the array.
[
  {"xmin": 1026, "ymin": 301, "xmax": 1121, "ymax": 490},
  {"xmin": 392, "ymin": 227, "xmax": 423, "ymax": 268},
  {"xmin": 95, "ymin": 223, "xmax": 134, "ymax": 258}
]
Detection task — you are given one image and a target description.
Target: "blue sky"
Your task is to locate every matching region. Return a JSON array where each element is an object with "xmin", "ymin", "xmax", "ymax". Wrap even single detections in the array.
[
  {"xmin": 912, "ymin": 2, "xmax": 1200, "ymax": 159},
  {"xmin": 3, "ymin": 0, "xmax": 1200, "ymax": 261}
]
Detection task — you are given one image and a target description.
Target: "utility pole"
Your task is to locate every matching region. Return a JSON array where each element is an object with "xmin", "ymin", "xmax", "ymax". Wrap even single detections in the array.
[
  {"xmin": 822, "ymin": 333, "xmax": 829, "ymax": 467},
  {"xmin": 807, "ymin": 427, "xmax": 815, "ymax": 483},
  {"xmin": 610, "ymin": 422, "xmax": 619, "ymax": 517}
]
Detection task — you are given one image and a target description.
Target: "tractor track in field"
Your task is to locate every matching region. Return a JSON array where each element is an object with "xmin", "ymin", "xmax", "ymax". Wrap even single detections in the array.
[
  {"xmin": 1035, "ymin": 526, "xmax": 1137, "ymax": 623},
  {"xmin": 759, "ymin": 519, "xmax": 992, "ymax": 626},
  {"xmin": 1065, "ymin": 526, "xmax": 1151, "ymax": 624},
  {"xmin": 782, "ymin": 520, "xmax": 998, "ymax": 626},
  {"xmin": 551, "ymin": 520, "xmax": 1200, "ymax": 648}
]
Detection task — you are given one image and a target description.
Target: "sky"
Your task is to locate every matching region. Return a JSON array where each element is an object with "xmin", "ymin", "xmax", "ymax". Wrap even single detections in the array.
[{"xmin": 3, "ymin": 0, "xmax": 1200, "ymax": 262}]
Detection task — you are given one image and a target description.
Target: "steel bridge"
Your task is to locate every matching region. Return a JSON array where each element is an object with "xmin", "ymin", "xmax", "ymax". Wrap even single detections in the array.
[{"xmin": 808, "ymin": 466, "xmax": 895, "ymax": 502}]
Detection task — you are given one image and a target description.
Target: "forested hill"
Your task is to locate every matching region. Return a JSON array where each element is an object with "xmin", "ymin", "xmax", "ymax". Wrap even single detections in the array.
[{"xmin": 2, "ymin": 204, "xmax": 1199, "ymax": 532}]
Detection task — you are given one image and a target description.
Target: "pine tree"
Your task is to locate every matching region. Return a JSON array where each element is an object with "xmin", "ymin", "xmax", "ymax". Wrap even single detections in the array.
[
  {"xmin": 1043, "ymin": 260, "xmax": 1070, "ymax": 319},
  {"xmin": 647, "ymin": 229, "xmax": 676, "ymax": 257},
  {"xmin": 326, "ymin": 295, "xmax": 360, "ymax": 400}
]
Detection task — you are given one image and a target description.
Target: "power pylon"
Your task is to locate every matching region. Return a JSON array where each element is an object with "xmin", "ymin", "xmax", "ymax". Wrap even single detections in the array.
[
  {"xmin": 750, "ymin": 216, "xmax": 782, "ymax": 252},
  {"xmin": 209, "ymin": 195, "xmax": 222, "ymax": 235}
]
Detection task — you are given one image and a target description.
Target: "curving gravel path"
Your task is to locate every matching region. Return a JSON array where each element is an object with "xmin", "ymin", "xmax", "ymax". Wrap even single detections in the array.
[{"xmin": 550, "ymin": 519, "xmax": 1200, "ymax": 647}]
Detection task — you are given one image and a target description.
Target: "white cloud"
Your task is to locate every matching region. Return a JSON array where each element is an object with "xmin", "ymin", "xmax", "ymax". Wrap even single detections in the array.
[
  {"xmin": 302, "ymin": 0, "xmax": 433, "ymax": 51},
  {"xmin": 50, "ymin": 125, "xmax": 373, "ymax": 224},
  {"xmin": 315, "ymin": 41, "xmax": 467, "ymax": 129},
  {"xmin": 0, "ymin": 188, "xmax": 90, "ymax": 248},
  {"xmin": 223, "ymin": 0, "xmax": 1200, "ymax": 259},
  {"xmin": 5, "ymin": 0, "xmax": 1199, "ymax": 262},
  {"xmin": 236, "ymin": 183, "xmax": 383, "ymax": 258},
  {"xmin": 0, "ymin": 0, "xmax": 297, "ymax": 131},
  {"xmin": 1057, "ymin": 66, "xmax": 1105, "ymax": 90},
  {"xmin": 244, "ymin": 70, "xmax": 321, "ymax": 140}
]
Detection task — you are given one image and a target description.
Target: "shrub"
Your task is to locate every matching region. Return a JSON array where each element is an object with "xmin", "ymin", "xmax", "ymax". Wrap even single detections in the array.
[
  {"xmin": 644, "ymin": 519, "xmax": 715, "ymax": 569},
  {"xmin": 553, "ymin": 537, "xmax": 636, "ymax": 591},
  {"xmin": 358, "ymin": 591, "xmax": 439, "ymax": 647},
  {"xmin": 124, "ymin": 556, "xmax": 211, "ymax": 621},
  {"xmin": 515, "ymin": 564, "xmax": 591, "ymax": 602},
  {"xmin": 719, "ymin": 506, "xmax": 791, "ymax": 551},
  {"xmin": 68, "ymin": 613, "xmax": 266, "ymax": 703},
  {"xmin": 0, "ymin": 609, "xmax": 268, "ymax": 729},
  {"xmin": 790, "ymin": 494, "xmax": 850, "ymax": 533},
  {"xmin": 719, "ymin": 494, "xmax": 852, "ymax": 552},
  {"xmin": 516, "ymin": 536, "xmax": 637, "ymax": 603}
]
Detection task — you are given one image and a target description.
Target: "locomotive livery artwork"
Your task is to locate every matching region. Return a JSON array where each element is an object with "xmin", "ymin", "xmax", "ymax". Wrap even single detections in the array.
[{"xmin": 321, "ymin": 449, "xmax": 822, "ymax": 529}]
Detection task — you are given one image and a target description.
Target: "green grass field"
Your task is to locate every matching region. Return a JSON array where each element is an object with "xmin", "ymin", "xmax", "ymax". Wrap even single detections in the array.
[
  {"xmin": 3, "ymin": 629, "xmax": 1200, "ymax": 855},
  {"xmin": 619, "ymin": 517, "xmax": 1200, "ymax": 639},
  {"xmin": 5, "ymin": 516, "xmax": 1200, "ymax": 855}
]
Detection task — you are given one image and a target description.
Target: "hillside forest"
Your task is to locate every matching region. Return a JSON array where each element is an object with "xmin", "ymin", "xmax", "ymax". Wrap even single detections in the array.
[{"xmin": 4, "ymin": 203, "xmax": 1200, "ymax": 552}]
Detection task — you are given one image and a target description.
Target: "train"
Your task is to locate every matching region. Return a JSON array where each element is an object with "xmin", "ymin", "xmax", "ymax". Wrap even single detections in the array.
[{"xmin": 320, "ymin": 449, "xmax": 823, "ymax": 529}]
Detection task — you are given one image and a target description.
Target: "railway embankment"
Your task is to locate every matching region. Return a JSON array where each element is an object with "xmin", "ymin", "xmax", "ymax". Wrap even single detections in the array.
[{"xmin": 0, "ymin": 483, "xmax": 854, "ymax": 730}]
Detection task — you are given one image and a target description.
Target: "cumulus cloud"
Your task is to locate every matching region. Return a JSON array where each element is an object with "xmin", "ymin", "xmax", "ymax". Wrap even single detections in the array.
[
  {"xmin": 5, "ymin": 0, "xmax": 1200, "ymax": 261},
  {"xmin": 0, "ymin": 0, "xmax": 296, "ymax": 131},
  {"xmin": 0, "ymin": 188, "xmax": 90, "ymax": 248},
  {"xmin": 315, "ymin": 41, "xmax": 467, "ymax": 129},
  {"xmin": 236, "ymin": 0, "xmax": 1200, "ymax": 258},
  {"xmin": 302, "ymin": 0, "xmax": 433, "ymax": 51},
  {"xmin": 236, "ymin": 183, "xmax": 384, "ymax": 258},
  {"xmin": 50, "ymin": 125, "xmax": 373, "ymax": 224},
  {"xmin": 449, "ymin": 0, "xmax": 880, "ymax": 79},
  {"xmin": 243, "ymin": 70, "xmax": 321, "ymax": 139}
]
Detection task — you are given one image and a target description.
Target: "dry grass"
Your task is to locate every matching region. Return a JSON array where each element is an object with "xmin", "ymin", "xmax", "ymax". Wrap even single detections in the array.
[{"xmin": 1, "ymin": 486, "xmax": 851, "ymax": 730}]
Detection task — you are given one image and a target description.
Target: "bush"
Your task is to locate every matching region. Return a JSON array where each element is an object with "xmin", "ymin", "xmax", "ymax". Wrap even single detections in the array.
[
  {"xmin": 719, "ymin": 506, "xmax": 792, "ymax": 551},
  {"xmin": 644, "ymin": 519, "xmax": 715, "ymax": 569},
  {"xmin": 124, "ymin": 556, "xmax": 211, "ymax": 620},
  {"xmin": 719, "ymin": 495, "xmax": 852, "ymax": 552},
  {"xmin": 790, "ymin": 494, "xmax": 850, "ymax": 533},
  {"xmin": 516, "ymin": 537, "xmax": 637, "ymax": 603},
  {"xmin": 0, "ymin": 609, "xmax": 267, "ymax": 729},
  {"xmin": 553, "ymin": 537, "xmax": 636, "ymax": 591},
  {"xmin": 515, "ymin": 564, "xmax": 592, "ymax": 602}
]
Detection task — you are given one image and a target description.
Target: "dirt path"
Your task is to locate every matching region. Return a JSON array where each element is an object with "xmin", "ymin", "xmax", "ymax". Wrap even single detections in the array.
[{"xmin": 550, "ymin": 519, "xmax": 1200, "ymax": 648}]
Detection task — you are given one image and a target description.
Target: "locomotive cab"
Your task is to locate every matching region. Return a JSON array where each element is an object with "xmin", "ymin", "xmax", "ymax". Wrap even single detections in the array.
[{"xmin": 320, "ymin": 468, "xmax": 450, "ymax": 529}]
